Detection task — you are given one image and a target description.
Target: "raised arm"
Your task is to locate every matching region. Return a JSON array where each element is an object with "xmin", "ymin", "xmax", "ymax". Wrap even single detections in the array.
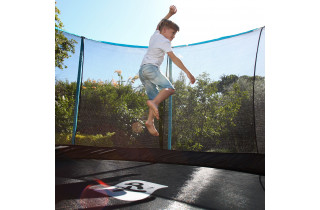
[
  {"xmin": 156, "ymin": 5, "xmax": 177, "ymax": 30},
  {"xmin": 167, "ymin": 51, "xmax": 196, "ymax": 84}
]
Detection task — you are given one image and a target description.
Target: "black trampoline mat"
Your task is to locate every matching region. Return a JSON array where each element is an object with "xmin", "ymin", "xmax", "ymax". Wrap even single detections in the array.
[{"xmin": 56, "ymin": 158, "xmax": 265, "ymax": 209}]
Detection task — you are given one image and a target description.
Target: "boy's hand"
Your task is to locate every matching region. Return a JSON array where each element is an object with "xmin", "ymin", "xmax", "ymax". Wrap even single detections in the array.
[
  {"xmin": 187, "ymin": 73, "xmax": 196, "ymax": 84},
  {"xmin": 169, "ymin": 5, "xmax": 177, "ymax": 15}
]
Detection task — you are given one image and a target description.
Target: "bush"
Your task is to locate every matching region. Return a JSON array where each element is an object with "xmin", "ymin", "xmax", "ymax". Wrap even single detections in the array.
[
  {"xmin": 55, "ymin": 80, "xmax": 76, "ymax": 133},
  {"xmin": 55, "ymin": 132, "xmax": 115, "ymax": 147}
]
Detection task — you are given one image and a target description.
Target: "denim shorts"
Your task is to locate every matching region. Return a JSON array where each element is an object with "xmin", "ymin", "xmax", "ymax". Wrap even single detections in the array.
[{"xmin": 139, "ymin": 64, "xmax": 175, "ymax": 100}]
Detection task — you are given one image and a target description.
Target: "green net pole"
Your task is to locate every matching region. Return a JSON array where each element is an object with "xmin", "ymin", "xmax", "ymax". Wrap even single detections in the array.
[
  {"xmin": 71, "ymin": 37, "xmax": 85, "ymax": 145},
  {"xmin": 168, "ymin": 58, "xmax": 173, "ymax": 150}
]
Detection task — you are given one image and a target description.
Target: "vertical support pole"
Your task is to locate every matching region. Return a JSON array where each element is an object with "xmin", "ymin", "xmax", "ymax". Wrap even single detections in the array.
[
  {"xmin": 168, "ymin": 58, "xmax": 173, "ymax": 150},
  {"xmin": 252, "ymin": 27, "xmax": 264, "ymax": 153},
  {"xmin": 71, "ymin": 36, "xmax": 85, "ymax": 145}
]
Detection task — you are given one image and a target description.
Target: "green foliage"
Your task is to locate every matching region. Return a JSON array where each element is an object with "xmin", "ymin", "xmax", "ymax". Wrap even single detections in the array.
[
  {"xmin": 216, "ymin": 74, "xmax": 239, "ymax": 93},
  {"xmin": 78, "ymin": 76, "xmax": 148, "ymax": 141},
  {"xmin": 55, "ymin": 80, "xmax": 76, "ymax": 133},
  {"xmin": 56, "ymin": 132, "xmax": 114, "ymax": 147},
  {"xmin": 55, "ymin": 95, "xmax": 74, "ymax": 133},
  {"xmin": 172, "ymin": 72, "xmax": 250, "ymax": 152},
  {"xmin": 176, "ymin": 139, "xmax": 204, "ymax": 151},
  {"xmin": 55, "ymin": 3, "xmax": 77, "ymax": 69},
  {"xmin": 173, "ymin": 72, "xmax": 265, "ymax": 152},
  {"xmin": 55, "ymin": 72, "xmax": 264, "ymax": 152}
]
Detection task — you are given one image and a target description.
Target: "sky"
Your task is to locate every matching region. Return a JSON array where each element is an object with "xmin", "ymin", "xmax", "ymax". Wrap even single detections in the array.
[{"xmin": 56, "ymin": 0, "xmax": 265, "ymax": 46}]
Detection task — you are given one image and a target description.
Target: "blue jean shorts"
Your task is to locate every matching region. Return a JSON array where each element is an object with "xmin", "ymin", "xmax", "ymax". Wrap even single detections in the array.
[{"xmin": 139, "ymin": 64, "xmax": 174, "ymax": 100}]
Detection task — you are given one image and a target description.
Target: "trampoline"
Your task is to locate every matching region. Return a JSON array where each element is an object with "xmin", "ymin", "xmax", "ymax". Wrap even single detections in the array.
[{"xmin": 55, "ymin": 27, "xmax": 265, "ymax": 209}]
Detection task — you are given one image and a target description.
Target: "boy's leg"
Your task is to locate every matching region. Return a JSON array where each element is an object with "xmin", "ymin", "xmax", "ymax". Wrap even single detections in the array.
[
  {"xmin": 145, "ymin": 88, "xmax": 174, "ymax": 136},
  {"xmin": 139, "ymin": 65, "xmax": 160, "ymax": 136},
  {"xmin": 140, "ymin": 64, "xmax": 174, "ymax": 135},
  {"xmin": 147, "ymin": 88, "xmax": 175, "ymax": 120},
  {"xmin": 145, "ymin": 108, "xmax": 159, "ymax": 136},
  {"xmin": 146, "ymin": 67, "xmax": 175, "ymax": 120}
]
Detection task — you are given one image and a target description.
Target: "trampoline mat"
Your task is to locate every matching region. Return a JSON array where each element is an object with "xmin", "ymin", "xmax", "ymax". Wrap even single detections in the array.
[{"xmin": 56, "ymin": 146, "xmax": 265, "ymax": 209}]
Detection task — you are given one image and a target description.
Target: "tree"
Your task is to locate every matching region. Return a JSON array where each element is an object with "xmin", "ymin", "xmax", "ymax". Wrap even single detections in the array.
[
  {"xmin": 171, "ymin": 72, "xmax": 248, "ymax": 152},
  {"xmin": 55, "ymin": 2, "xmax": 77, "ymax": 69}
]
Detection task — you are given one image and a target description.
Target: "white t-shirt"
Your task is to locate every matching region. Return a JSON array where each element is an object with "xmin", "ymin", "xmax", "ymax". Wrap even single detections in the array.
[{"xmin": 141, "ymin": 30, "xmax": 173, "ymax": 67}]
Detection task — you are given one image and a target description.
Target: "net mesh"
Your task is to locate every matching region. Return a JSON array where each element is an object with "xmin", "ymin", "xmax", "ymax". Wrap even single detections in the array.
[
  {"xmin": 55, "ymin": 32, "xmax": 81, "ymax": 143},
  {"xmin": 55, "ymin": 27, "xmax": 265, "ymax": 153}
]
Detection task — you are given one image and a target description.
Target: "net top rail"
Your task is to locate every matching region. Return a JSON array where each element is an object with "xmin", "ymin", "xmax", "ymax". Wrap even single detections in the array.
[{"xmin": 55, "ymin": 27, "xmax": 263, "ymax": 48}]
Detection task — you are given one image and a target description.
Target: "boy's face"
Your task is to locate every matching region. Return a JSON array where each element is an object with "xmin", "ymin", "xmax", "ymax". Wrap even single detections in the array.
[{"xmin": 161, "ymin": 28, "xmax": 177, "ymax": 41}]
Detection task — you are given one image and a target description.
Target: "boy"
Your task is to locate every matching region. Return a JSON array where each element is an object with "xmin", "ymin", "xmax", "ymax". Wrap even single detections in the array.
[{"xmin": 139, "ymin": 5, "xmax": 195, "ymax": 136}]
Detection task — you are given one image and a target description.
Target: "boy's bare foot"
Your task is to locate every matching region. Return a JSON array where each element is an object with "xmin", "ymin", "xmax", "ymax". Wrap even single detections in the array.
[
  {"xmin": 145, "ymin": 121, "xmax": 159, "ymax": 136},
  {"xmin": 147, "ymin": 100, "xmax": 159, "ymax": 120}
]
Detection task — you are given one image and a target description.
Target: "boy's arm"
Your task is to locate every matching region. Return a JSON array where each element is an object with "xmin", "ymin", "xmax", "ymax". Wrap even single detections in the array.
[
  {"xmin": 167, "ymin": 51, "xmax": 196, "ymax": 84},
  {"xmin": 156, "ymin": 5, "xmax": 177, "ymax": 30}
]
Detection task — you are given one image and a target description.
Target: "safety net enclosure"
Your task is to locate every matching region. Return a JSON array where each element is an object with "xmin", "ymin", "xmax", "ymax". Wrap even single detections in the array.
[{"xmin": 55, "ymin": 27, "xmax": 265, "ymax": 154}]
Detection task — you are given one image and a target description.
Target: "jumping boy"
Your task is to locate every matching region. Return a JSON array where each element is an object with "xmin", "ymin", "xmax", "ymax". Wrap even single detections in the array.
[{"xmin": 139, "ymin": 5, "xmax": 195, "ymax": 136}]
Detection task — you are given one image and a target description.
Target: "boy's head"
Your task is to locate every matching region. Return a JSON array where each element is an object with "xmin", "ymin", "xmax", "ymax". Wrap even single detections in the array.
[{"xmin": 159, "ymin": 19, "xmax": 179, "ymax": 41}]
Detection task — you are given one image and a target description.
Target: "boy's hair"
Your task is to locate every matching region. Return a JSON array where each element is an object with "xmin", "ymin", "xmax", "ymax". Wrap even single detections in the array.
[{"xmin": 159, "ymin": 19, "xmax": 179, "ymax": 32}]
